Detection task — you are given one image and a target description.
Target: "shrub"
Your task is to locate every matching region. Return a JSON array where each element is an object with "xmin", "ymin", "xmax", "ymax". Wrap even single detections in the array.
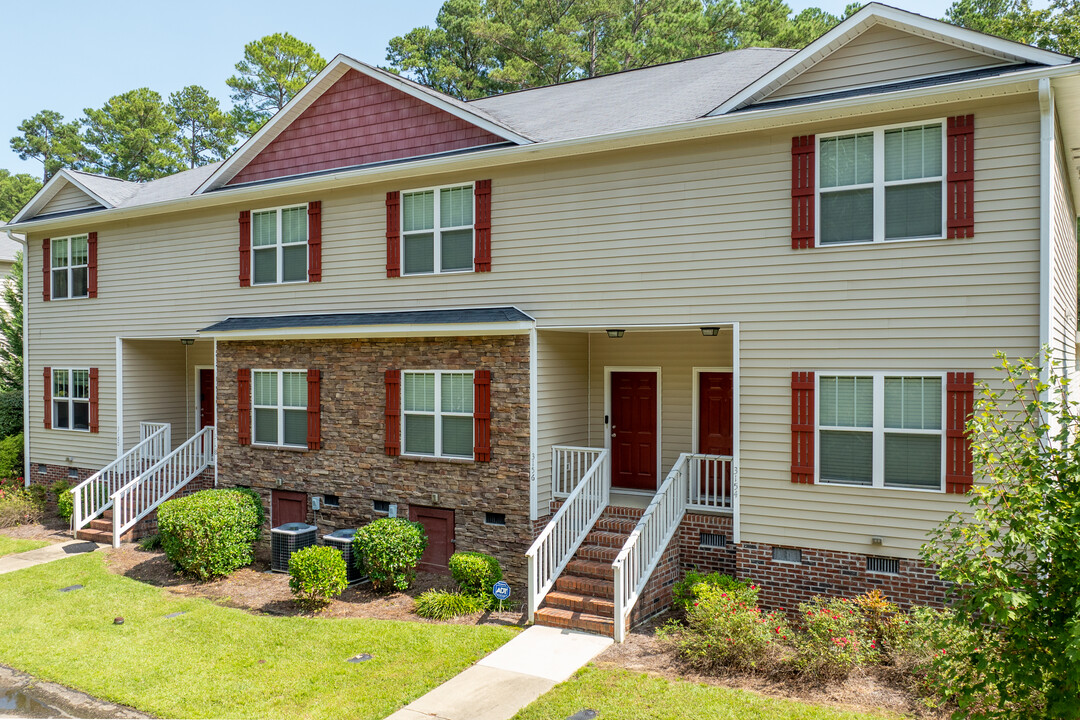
[
  {"xmin": 0, "ymin": 483, "xmax": 42, "ymax": 527},
  {"xmin": 0, "ymin": 433, "xmax": 22, "ymax": 480},
  {"xmin": 157, "ymin": 489, "xmax": 261, "ymax": 580},
  {"xmin": 449, "ymin": 551, "xmax": 502, "ymax": 598},
  {"xmin": 352, "ymin": 518, "xmax": 427, "ymax": 592},
  {"xmin": 232, "ymin": 487, "xmax": 266, "ymax": 541},
  {"xmin": 51, "ymin": 480, "xmax": 73, "ymax": 522},
  {"xmin": 414, "ymin": 590, "xmax": 487, "ymax": 619},
  {"xmin": 889, "ymin": 606, "xmax": 989, "ymax": 712},
  {"xmin": 659, "ymin": 582, "xmax": 788, "ymax": 674},
  {"xmin": 137, "ymin": 533, "xmax": 161, "ymax": 551},
  {"xmin": 792, "ymin": 597, "xmax": 878, "ymax": 680},
  {"xmin": 288, "ymin": 545, "xmax": 348, "ymax": 611},
  {"xmin": 672, "ymin": 570, "xmax": 750, "ymax": 614},
  {"xmin": 0, "ymin": 390, "xmax": 22, "ymax": 439}
]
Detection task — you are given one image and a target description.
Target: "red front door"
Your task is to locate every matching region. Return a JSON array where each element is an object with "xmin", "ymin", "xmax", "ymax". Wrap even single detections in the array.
[
  {"xmin": 272, "ymin": 490, "xmax": 307, "ymax": 526},
  {"xmin": 198, "ymin": 369, "xmax": 215, "ymax": 430},
  {"xmin": 698, "ymin": 372, "xmax": 734, "ymax": 501},
  {"xmin": 610, "ymin": 371, "xmax": 658, "ymax": 491},
  {"xmin": 409, "ymin": 506, "xmax": 455, "ymax": 574}
]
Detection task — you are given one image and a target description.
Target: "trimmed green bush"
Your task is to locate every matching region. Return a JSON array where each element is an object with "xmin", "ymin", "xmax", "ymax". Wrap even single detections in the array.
[
  {"xmin": 51, "ymin": 480, "xmax": 73, "ymax": 522},
  {"xmin": 671, "ymin": 570, "xmax": 750, "ymax": 614},
  {"xmin": 0, "ymin": 432, "xmax": 23, "ymax": 480},
  {"xmin": 288, "ymin": 545, "xmax": 348, "ymax": 611},
  {"xmin": 232, "ymin": 487, "xmax": 266, "ymax": 540},
  {"xmin": 0, "ymin": 390, "xmax": 22, "ymax": 439},
  {"xmin": 449, "ymin": 551, "xmax": 502, "ymax": 598},
  {"xmin": 414, "ymin": 590, "xmax": 486, "ymax": 619},
  {"xmin": 158, "ymin": 489, "xmax": 261, "ymax": 580},
  {"xmin": 352, "ymin": 518, "xmax": 427, "ymax": 592}
]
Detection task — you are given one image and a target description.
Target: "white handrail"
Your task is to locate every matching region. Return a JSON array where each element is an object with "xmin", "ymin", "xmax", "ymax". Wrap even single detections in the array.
[
  {"xmin": 110, "ymin": 426, "xmax": 215, "ymax": 548},
  {"xmin": 551, "ymin": 446, "xmax": 605, "ymax": 497},
  {"xmin": 72, "ymin": 422, "xmax": 171, "ymax": 531},
  {"xmin": 526, "ymin": 449, "xmax": 610, "ymax": 622}
]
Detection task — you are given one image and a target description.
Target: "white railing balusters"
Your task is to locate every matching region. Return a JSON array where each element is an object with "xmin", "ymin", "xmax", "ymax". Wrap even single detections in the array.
[
  {"xmin": 685, "ymin": 453, "xmax": 734, "ymax": 511},
  {"xmin": 551, "ymin": 446, "xmax": 604, "ymax": 497},
  {"xmin": 72, "ymin": 423, "xmax": 171, "ymax": 531}
]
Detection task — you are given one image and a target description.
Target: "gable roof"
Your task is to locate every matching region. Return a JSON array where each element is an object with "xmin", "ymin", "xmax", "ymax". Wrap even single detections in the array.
[{"xmin": 710, "ymin": 3, "xmax": 1073, "ymax": 115}]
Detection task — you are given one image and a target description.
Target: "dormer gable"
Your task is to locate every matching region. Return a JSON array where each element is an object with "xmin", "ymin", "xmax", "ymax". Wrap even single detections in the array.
[{"xmin": 9, "ymin": 169, "xmax": 141, "ymax": 223}]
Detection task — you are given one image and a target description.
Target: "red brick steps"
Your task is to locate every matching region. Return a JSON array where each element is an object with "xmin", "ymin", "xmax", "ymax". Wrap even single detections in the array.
[{"xmin": 74, "ymin": 510, "xmax": 134, "ymax": 544}]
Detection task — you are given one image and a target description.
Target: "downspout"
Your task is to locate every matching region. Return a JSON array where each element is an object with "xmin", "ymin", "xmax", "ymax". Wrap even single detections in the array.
[
  {"xmin": 2, "ymin": 230, "xmax": 29, "ymax": 487},
  {"xmin": 1039, "ymin": 77, "xmax": 1054, "ymax": 375}
]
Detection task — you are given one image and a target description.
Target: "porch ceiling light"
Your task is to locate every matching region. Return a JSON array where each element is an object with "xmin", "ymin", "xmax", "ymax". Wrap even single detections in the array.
[
  {"xmin": 180, "ymin": 338, "xmax": 195, "ymax": 345},
  {"xmin": 606, "ymin": 329, "xmax": 625, "ymax": 339},
  {"xmin": 700, "ymin": 327, "xmax": 720, "ymax": 337}
]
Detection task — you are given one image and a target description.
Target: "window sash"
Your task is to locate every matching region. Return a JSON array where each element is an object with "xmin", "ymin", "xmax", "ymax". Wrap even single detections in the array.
[
  {"xmin": 51, "ymin": 367, "xmax": 90, "ymax": 432},
  {"xmin": 250, "ymin": 205, "xmax": 308, "ymax": 285},
  {"xmin": 816, "ymin": 120, "xmax": 946, "ymax": 246},
  {"xmin": 402, "ymin": 370, "xmax": 474, "ymax": 458},
  {"xmin": 401, "ymin": 183, "xmax": 474, "ymax": 275},
  {"xmin": 251, "ymin": 370, "xmax": 308, "ymax": 448},
  {"xmin": 816, "ymin": 372, "xmax": 946, "ymax": 491},
  {"xmin": 50, "ymin": 235, "xmax": 89, "ymax": 300}
]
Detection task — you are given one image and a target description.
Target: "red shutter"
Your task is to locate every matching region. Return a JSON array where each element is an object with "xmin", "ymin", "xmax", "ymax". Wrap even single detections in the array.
[
  {"xmin": 947, "ymin": 115, "xmax": 975, "ymax": 239},
  {"xmin": 42, "ymin": 238, "xmax": 50, "ymax": 302},
  {"xmin": 238, "ymin": 211, "xmax": 251, "ymax": 287},
  {"xmin": 791, "ymin": 371, "xmax": 815, "ymax": 483},
  {"xmin": 307, "ymin": 201, "xmax": 322, "ymax": 282},
  {"xmin": 237, "ymin": 368, "xmax": 251, "ymax": 446},
  {"xmin": 474, "ymin": 179, "xmax": 492, "ymax": 272},
  {"xmin": 791, "ymin": 136, "xmax": 815, "ymax": 249},
  {"xmin": 474, "ymin": 369, "xmax": 492, "ymax": 461},
  {"xmin": 89, "ymin": 368, "xmax": 100, "ymax": 433},
  {"xmin": 43, "ymin": 367, "xmax": 51, "ymax": 430},
  {"xmin": 946, "ymin": 371, "xmax": 975, "ymax": 493},
  {"xmin": 307, "ymin": 368, "xmax": 321, "ymax": 450},
  {"xmin": 87, "ymin": 232, "xmax": 98, "ymax": 299},
  {"xmin": 385, "ymin": 369, "xmax": 401, "ymax": 456},
  {"xmin": 386, "ymin": 191, "xmax": 400, "ymax": 278}
]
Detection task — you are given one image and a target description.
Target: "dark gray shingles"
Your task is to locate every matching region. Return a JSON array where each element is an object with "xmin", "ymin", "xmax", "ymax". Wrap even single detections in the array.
[{"xmin": 200, "ymin": 307, "xmax": 534, "ymax": 333}]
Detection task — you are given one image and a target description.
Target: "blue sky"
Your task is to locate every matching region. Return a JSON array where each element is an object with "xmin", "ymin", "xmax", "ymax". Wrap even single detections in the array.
[{"xmin": 2, "ymin": 0, "xmax": 956, "ymax": 178}]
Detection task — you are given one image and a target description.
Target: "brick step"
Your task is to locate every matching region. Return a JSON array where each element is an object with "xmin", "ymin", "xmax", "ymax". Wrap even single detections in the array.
[
  {"xmin": 75, "ymin": 527, "xmax": 131, "ymax": 544},
  {"xmin": 86, "ymin": 518, "xmax": 112, "ymax": 532},
  {"xmin": 566, "ymin": 558, "xmax": 614, "ymax": 580},
  {"xmin": 575, "ymin": 544, "xmax": 619, "ymax": 563},
  {"xmin": 584, "ymin": 529, "xmax": 629, "ymax": 549},
  {"xmin": 534, "ymin": 606, "xmax": 614, "ymax": 637},
  {"xmin": 544, "ymin": 590, "xmax": 614, "ymax": 617},
  {"xmin": 592, "ymin": 517, "xmax": 640, "ymax": 535},
  {"xmin": 555, "ymin": 574, "xmax": 614, "ymax": 599}
]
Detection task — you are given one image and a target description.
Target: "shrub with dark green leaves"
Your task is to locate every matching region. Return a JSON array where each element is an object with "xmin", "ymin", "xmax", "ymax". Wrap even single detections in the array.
[
  {"xmin": 793, "ymin": 597, "xmax": 879, "ymax": 680},
  {"xmin": 449, "ymin": 551, "xmax": 502, "ymax": 598},
  {"xmin": 671, "ymin": 570, "xmax": 750, "ymax": 614},
  {"xmin": 288, "ymin": 545, "xmax": 348, "ymax": 611},
  {"xmin": 0, "ymin": 390, "xmax": 22, "ymax": 439},
  {"xmin": 51, "ymin": 480, "xmax": 73, "ymax": 522},
  {"xmin": 0, "ymin": 432, "xmax": 23, "ymax": 480},
  {"xmin": 352, "ymin": 518, "xmax": 427, "ymax": 592},
  {"xmin": 414, "ymin": 589, "xmax": 486, "ymax": 619},
  {"xmin": 232, "ymin": 487, "xmax": 266, "ymax": 540},
  {"xmin": 158, "ymin": 489, "xmax": 261, "ymax": 580}
]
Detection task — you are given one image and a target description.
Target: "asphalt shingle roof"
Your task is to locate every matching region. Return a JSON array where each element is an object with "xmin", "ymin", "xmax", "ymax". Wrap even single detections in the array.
[{"xmin": 200, "ymin": 307, "xmax": 534, "ymax": 333}]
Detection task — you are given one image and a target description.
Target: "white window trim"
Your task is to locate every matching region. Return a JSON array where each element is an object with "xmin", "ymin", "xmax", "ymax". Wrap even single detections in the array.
[
  {"xmin": 815, "ymin": 118, "xmax": 948, "ymax": 247},
  {"xmin": 400, "ymin": 182, "xmax": 475, "ymax": 276},
  {"xmin": 51, "ymin": 367, "xmax": 90, "ymax": 432},
  {"xmin": 251, "ymin": 204, "xmax": 308, "ymax": 286},
  {"xmin": 251, "ymin": 369, "xmax": 308, "ymax": 449},
  {"xmin": 50, "ymin": 234, "xmax": 89, "ymax": 301},
  {"xmin": 814, "ymin": 371, "xmax": 947, "ymax": 493},
  {"xmin": 402, "ymin": 369, "xmax": 474, "ymax": 460}
]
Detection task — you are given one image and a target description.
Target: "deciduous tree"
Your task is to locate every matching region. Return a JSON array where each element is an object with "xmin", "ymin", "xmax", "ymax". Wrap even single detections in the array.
[{"xmin": 0, "ymin": 172, "xmax": 41, "ymax": 223}]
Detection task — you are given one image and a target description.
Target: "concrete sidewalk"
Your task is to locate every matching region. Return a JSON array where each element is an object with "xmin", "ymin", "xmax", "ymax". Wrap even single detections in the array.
[
  {"xmin": 0, "ymin": 540, "xmax": 100, "ymax": 575},
  {"xmin": 385, "ymin": 625, "xmax": 612, "ymax": 720}
]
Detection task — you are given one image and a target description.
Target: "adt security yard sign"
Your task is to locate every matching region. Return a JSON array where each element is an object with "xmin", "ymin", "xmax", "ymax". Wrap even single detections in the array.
[{"xmin": 493, "ymin": 580, "xmax": 511, "ymax": 601}]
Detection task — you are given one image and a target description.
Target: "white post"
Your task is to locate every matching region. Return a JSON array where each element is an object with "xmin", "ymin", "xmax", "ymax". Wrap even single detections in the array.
[
  {"xmin": 527, "ymin": 554, "xmax": 538, "ymax": 622},
  {"xmin": 613, "ymin": 563, "xmax": 625, "ymax": 643}
]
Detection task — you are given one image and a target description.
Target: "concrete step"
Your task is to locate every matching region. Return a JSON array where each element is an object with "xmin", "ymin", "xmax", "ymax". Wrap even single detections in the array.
[
  {"xmin": 566, "ymin": 558, "xmax": 614, "ymax": 580},
  {"xmin": 534, "ymin": 606, "xmax": 614, "ymax": 637},
  {"xmin": 555, "ymin": 574, "xmax": 614, "ymax": 599},
  {"xmin": 544, "ymin": 590, "xmax": 615, "ymax": 617},
  {"xmin": 575, "ymin": 544, "xmax": 619, "ymax": 563},
  {"xmin": 584, "ymin": 529, "xmax": 629, "ymax": 549}
]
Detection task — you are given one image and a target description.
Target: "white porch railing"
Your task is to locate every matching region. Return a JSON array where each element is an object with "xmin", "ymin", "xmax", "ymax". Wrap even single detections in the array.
[
  {"xmin": 110, "ymin": 426, "xmax": 215, "ymax": 548},
  {"xmin": 527, "ymin": 448, "xmax": 610, "ymax": 621},
  {"xmin": 551, "ymin": 445, "xmax": 605, "ymax": 498},
  {"xmin": 685, "ymin": 453, "xmax": 735, "ymax": 511},
  {"xmin": 72, "ymin": 422, "xmax": 171, "ymax": 532}
]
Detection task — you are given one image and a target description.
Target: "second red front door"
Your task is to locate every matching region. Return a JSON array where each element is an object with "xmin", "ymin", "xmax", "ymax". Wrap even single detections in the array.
[
  {"xmin": 610, "ymin": 371, "xmax": 658, "ymax": 491},
  {"xmin": 698, "ymin": 372, "xmax": 734, "ymax": 456},
  {"xmin": 198, "ymin": 369, "xmax": 215, "ymax": 430}
]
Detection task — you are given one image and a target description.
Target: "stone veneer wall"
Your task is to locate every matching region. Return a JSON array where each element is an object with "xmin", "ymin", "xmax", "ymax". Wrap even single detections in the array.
[{"xmin": 215, "ymin": 335, "xmax": 532, "ymax": 587}]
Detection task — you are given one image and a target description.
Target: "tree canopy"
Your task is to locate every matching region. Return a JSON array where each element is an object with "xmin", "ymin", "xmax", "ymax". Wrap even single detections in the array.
[
  {"xmin": 169, "ymin": 85, "xmax": 238, "ymax": 169},
  {"xmin": 0, "ymin": 171, "xmax": 41, "ymax": 223},
  {"xmin": 9, "ymin": 110, "xmax": 90, "ymax": 182},
  {"xmin": 82, "ymin": 88, "xmax": 186, "ymax": 182},
  {"xmin": 227, "ymin": 33, "xmax": 327, "ymax": 136}
]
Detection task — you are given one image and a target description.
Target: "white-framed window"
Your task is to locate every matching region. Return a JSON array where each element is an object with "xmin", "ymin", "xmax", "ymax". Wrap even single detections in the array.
[
  {"xmin": 252, "ymin": 370, "xmax": 307, "ymax": 448},
  {"xmin": 817, "ymin": 373, "xmax": 944, "ymax": 491},
  {"xmin": 401, "ymin": 183, "xmax": 474, "ymax": 275},
  {"xmin": 52, "ymin": 368, "xmax": 90, "ymax": 431},
  {"xmin": 51, "ymin": 235, "xmax": 89, "ymax": 299},
  {"xmin": 252, "ymin": 204, "xmax": 308, "ymax": 285},
  {"xmin": 402, "ymin": 370, "xmax": 473, "ymax": 458},
  {"xmin": 817, "ymin": 120, "xmax": 945, "ymax": 245}
]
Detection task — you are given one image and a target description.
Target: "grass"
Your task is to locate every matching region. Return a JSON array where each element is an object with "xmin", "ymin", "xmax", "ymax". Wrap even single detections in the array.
[
  {"xmin": 0, "ymin": 535, "xmax": 48, "ymax": 557},
  {"xmin": 0, "ymin": 553, "xmax": 517, "ymax": 719},
  {"xmin": 512, "ymin": 666, "xmax": 897, "ymax": 720}
]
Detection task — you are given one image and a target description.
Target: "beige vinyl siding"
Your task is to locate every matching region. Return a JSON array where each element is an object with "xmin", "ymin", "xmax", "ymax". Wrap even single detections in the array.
[
  {"xmin": 25, "ymin": 94, "xmax": 1041, "ymax": 557},
  {"xmin": 120, "ymin": 339, "xmax": 213, "ymax": 452},
  {"xmin": 535, "ymin": 331, "xmax": 589, "ymax": 514},
  {"xmin": 39, "ymin": 183, "xmax": 103, "ymax": 216},
  {"xmin": 767, "ymin": 25, "xmax": 1012, "ymax": 101},
  {"xmin": 1050, "ymin": 124, "xmax": 1077, "ymax": 371}
]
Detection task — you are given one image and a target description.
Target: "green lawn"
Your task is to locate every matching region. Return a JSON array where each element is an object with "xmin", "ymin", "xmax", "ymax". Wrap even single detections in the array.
[
  {"xmin": 0, "ymin": 535, "xmax": 48, "ymax": 557},
  {"xmin": 0, "ymin": 553, "xmax": 517, "ymax": 719},
  {"xmin": 513, "ymin": 667, "xmax": 897, "ymax": 720}
]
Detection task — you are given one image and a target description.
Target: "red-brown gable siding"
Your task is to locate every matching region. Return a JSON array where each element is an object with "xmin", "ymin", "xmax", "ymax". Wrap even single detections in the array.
[{"xmin": 228, "ymin": 70, "xmax": 506, "ymax": 186}]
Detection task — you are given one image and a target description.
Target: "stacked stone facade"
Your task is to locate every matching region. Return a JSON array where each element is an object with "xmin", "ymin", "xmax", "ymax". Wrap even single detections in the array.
[{"xmin": 215, "ymin": 335, "xmax": 532, "ymax": 587}]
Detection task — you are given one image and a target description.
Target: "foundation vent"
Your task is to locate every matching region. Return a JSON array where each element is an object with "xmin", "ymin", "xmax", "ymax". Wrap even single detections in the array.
[
  {"xmin": 866, "ymin": 556, "xmax": 901, "ymax": 574},
  {"xmin": 699, "ymin": 531, "xmax": 726, "ymax": 548},
  {"xmin": 772, "ymin": 547, "xmax": 802, "ymax": 564},
  {"xmin": 485, "ymin": 512, "xmax": 506, "ymax": 526}
]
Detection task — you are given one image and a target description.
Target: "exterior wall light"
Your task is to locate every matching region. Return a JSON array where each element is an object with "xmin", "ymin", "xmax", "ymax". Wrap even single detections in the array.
[
  {"xmin": 606, "ymin": 329, "xmax": 625, "ymax": 339},
  {"xmin": 180, "ymin": 338, "xmax": 195, "ymax": 345},
  {"xmin": 700, "ymin": 327, "xmax": 720, "ymax": 337}
]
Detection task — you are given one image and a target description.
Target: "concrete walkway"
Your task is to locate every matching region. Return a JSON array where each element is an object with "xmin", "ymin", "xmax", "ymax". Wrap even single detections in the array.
[
  {"xmin": 0, "ymin": 540, "xmax": 100, "ymax": 576},
  {"xmin": 385, "ymin": 625, "xmax": 612, "ymax": 720}
]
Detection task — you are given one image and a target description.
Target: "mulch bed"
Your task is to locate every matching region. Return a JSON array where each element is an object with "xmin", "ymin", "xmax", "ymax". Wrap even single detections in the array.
[
  {"xmin": 593, "ymin": 612, "xmax": 949, "ymax": 720},
  {"xmin": 0, "ymin": 518, "xmax": 74, "ymax": 544},
  {"xmin": 103, "ymin": 544, "xmax": 527, "ymax": 627}
]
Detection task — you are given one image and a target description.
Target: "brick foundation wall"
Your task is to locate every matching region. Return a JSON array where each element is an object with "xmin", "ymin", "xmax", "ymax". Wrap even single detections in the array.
[
  {"xmin": 27, "ymin": 464, "xmax": 96, "ymax": 517},
  {"xmin": 215, "ymin": 335, "xmax": 532, "ymax": 588},
  {"xmin": 678, "ymin": 512, "xmax": 736, "ymax": 577}
]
